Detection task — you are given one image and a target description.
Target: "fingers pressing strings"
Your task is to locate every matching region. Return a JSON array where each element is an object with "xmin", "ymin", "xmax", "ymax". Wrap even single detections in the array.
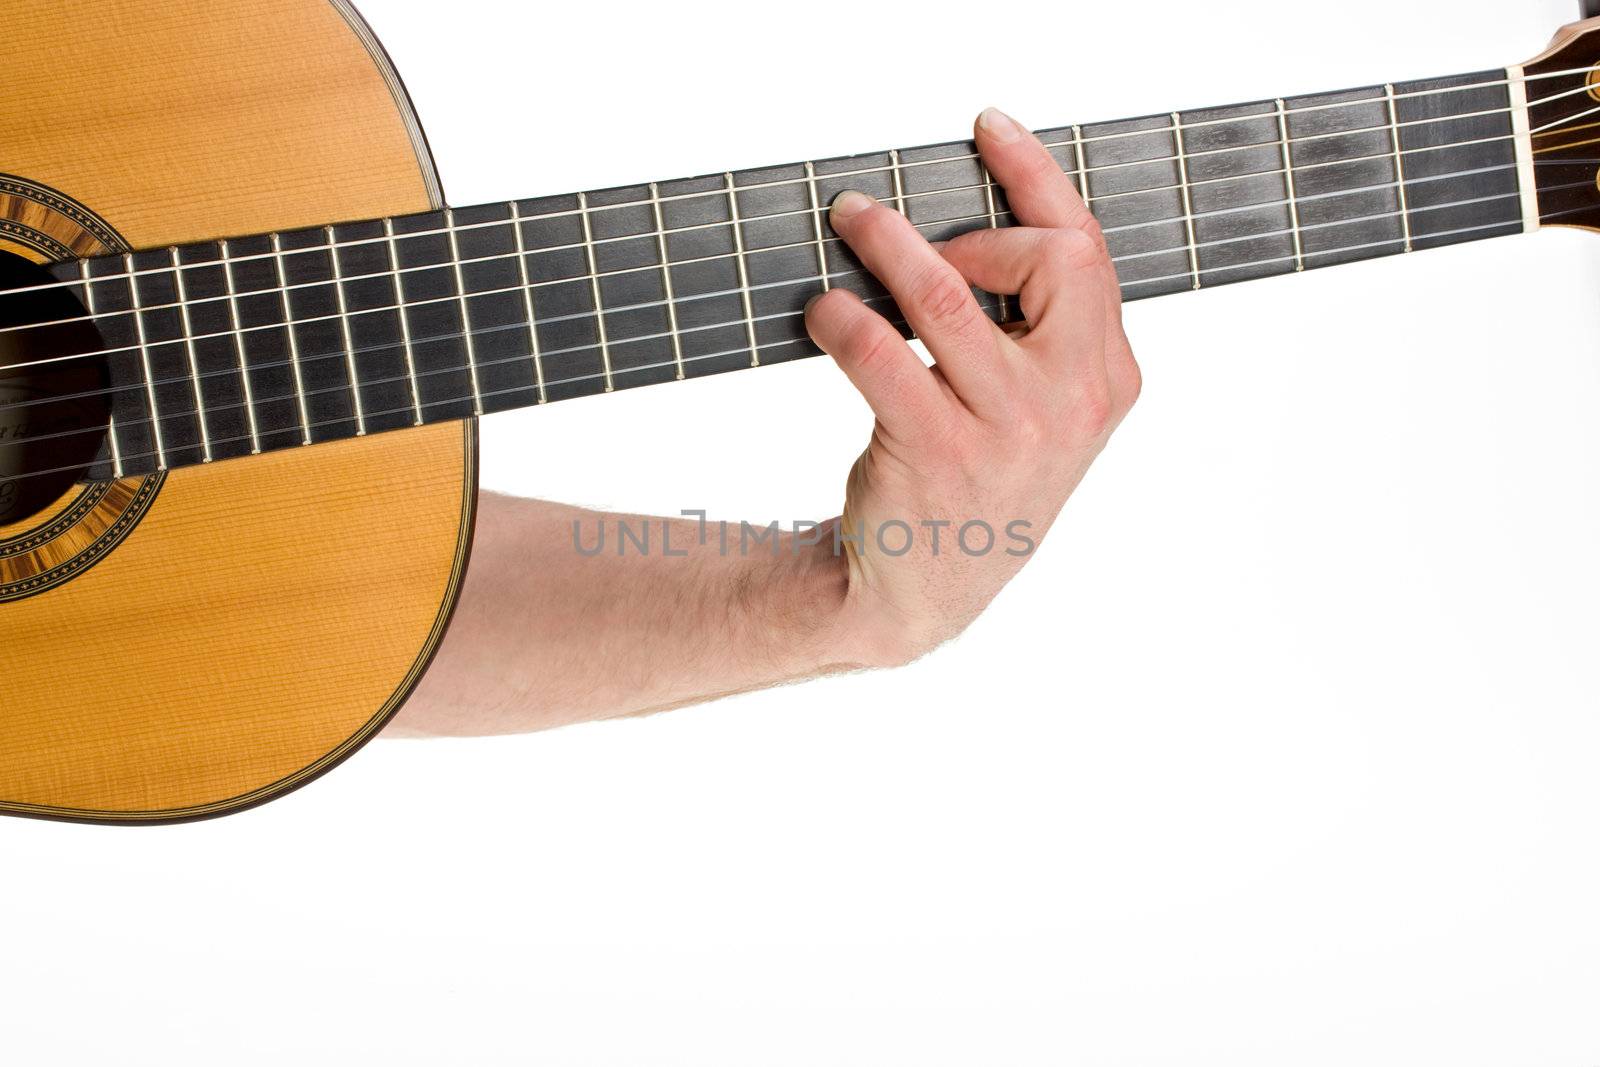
[
  {"xmin": 939, "ymin": 227, "xmax": 1109, "ymax": 378},
  {"xmin": 825, "ymin": 191, "xmax": 1016, "ymax": 414},
  {"xmin": 803, "ymin": 287, "xmax": 951, "ymax": 445}
]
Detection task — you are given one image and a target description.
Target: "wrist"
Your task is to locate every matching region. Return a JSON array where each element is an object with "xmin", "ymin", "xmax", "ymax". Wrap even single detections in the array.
[
  {"xmin": 739, "ymin": 521, "xmax": 925, "ymax": 673},
  {"xmin": 731, "ymin": 527, "xmax": 858, "ymax": 674}
]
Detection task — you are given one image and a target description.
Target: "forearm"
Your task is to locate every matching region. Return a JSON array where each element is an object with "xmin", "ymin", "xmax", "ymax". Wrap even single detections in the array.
[{"xmin": 388, "ymin": 492, "xmax": 859, "ymax": 737}]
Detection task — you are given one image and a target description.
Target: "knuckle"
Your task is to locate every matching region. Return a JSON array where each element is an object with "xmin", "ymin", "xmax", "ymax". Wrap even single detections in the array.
[
  {"xmin": 1070, "ymin": 379, "xmax": 1115, "ymax": 437},
  {"xmin": 1075, "ymin": 214, "xmax": 1114, "ymax": 266},
  {"xmin": 849, "ymin": 321, "xmax": 902, "ymax": 373},
  {"xmin": 1075, "ymin": 211, "xmax": 1108, "ymax": 246},
  {"xmin": 1048, "ymin": 226, "xmax": 1107, "ymax": 273},
  {"xmin": 908, "ymin": 268, "xmax": 975, "ymax": 328},
  {"xmin": 1025, "ymin": 150, "xmax": 1065, "ymax": 187}
]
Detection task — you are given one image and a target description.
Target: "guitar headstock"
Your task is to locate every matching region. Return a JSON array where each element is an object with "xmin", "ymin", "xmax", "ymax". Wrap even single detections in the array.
[{"xmin": 1521, "ymin": 15, "xmax": 1600, "ymax": 231}]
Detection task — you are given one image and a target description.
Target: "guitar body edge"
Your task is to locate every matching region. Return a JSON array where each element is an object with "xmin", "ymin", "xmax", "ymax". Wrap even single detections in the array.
[{"xmin": 0, "ymin": 0, "xmax": 476, "ymax": 823}]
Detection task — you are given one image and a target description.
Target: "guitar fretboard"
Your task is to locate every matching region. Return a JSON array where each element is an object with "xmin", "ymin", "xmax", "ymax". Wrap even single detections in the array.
[{"xmin": 59, "ymin": 69, "xmax": 1526, "ymax": 479}]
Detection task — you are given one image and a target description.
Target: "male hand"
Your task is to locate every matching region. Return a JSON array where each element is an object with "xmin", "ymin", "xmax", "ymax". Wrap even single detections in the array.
[
  {"xmin": 401, "ymin": 108, "xmax": 1140, "ymax": 736},
  {"xmin": 804, "ymin": 107, "xmax": 1141, "ymax": 667}
]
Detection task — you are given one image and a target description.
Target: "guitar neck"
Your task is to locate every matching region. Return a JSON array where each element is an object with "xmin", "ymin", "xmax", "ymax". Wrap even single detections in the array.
[{"xmin": 67, "ymin": 67, "xmax": 1533, "ymax": 479}]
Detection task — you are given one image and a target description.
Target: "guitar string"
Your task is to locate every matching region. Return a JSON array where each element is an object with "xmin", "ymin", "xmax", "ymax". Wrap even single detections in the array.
[
  {"xmin": 0, "ymin": 142, "xmax": 1526, "ymax": 378},
  {"xmin": 0, "ymin": 165, "xmax": 1592, "ymax": 424},
  {"xmin": 0, "ymin": 200, "xmax": 1581, "ymax": 489},
  {"xmin": 6, "ymin": 194, "xmax": 1587, "ymax": 486},
  {"xmin": 7, "ymin": 77, "xmax": 1592, "ymax": 348},
  {"xmin": 1530, "ymin": 94, "xmax": 1600, "ymax": 135},
  {"xmin": 2, "ymin": 117, "xmax": 1590, "ymax": 390},
  {"xmin": 2, "ymin": 192, "xmax": 1591, "ymax": 475},
  {"xmin": 2, "ymin": 68, "xmax": 1596, "ymax": 314},
  {"xmin": 1, "ymin": 80, "xmax": 1597, "ymax": 425},
  {"xmin": 2, "ymin": 104, "xmax": 1576, "ymax": 352},
  {"xmin": 0, "ymin": 162, "xmax": 1583, "ymax": 420}
]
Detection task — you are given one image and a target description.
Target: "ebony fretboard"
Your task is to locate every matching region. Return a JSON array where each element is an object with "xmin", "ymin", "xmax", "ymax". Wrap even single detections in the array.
[{"xmin": 60, "ymin": 68, "xmax": 1528, "ymax": 480}]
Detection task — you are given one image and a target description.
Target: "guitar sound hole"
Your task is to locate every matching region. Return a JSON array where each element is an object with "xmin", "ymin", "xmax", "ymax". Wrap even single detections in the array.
[{"xmin": 0, "ymin": 250, "xmax": 110, "ymax": 526}]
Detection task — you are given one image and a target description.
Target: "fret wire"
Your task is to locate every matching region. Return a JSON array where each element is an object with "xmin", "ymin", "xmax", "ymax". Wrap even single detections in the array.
[
  {"xmin": 576, "ymin": 192, "xmax": 615, "ymax": 392},
  {"xmin": 168, "ymin": 247, "xmax": 214, "ymax": 461},
  {"xmin": 6, "ymin": 121, "xmax": 1543, "ymax": 345},
  {"xmin": 123, "ymin": 253, "xmax": 168, "ymax": 468},
  {"xmin": 804, "ymin": 162, "xmax": 830, "ymax": 293},
  {"xmin": 981, "ymin": 164, "xmax": 1000, "ymax": 229},
  {"xmin": 22, "ymin": 161, "xmax": 1537, "ymax": 387},
  {"xmin": 218, "ymin": 240, "xmax": 263, "ymax": 453},
  {"xmin": 1528, "ymin": 94, "xmax": 1600, "ymax": 135},
  {"xmin": 1072, "ymin": 124, "xmax": 1090, "ymax": 207},
  {"xmin": 269, "ymin": 233, "xmax": 314, "ymax": 445},
  {"xmin": 81, "ymin": 259, "xmax": 125, "ymax": 478},
  {"xmin": 507, "ymin": 203, "xmax": 549, "ymax": 403},
  {"xmin": 648, "ymin": 183, "xmax": 687, "ymax": 380},
  {"xmin": 980, "ymin": 164, "xmax": 1010, "ymax": 323},
  {"xmin": 724, "ymin": 172, "xmax": 761, "ymax": 368},
  {"xmin": 1275, "ymin": 99, "xmax": 1306, "ymax": 272},
  {"xmin": 1385, "ymin": 83, "xmax": 1415, "ymax": 253},
  {"xmin": 889, "ymin": 148, "xmax": 908, "ymax": 216},
  {"xmin": 444, "ymin": 208, "xmax": 487, "ymax": 413},
  {"xmin": 1170, "ymin": 113, "xmax": 1202, "ymax": 291},
  {"xmin": 382, "ymin": 218, "xmax": 427, "ymax": 423},
  {"xmin": 325, "ymin": 226, "xmax": 368, "ymax": 435}
]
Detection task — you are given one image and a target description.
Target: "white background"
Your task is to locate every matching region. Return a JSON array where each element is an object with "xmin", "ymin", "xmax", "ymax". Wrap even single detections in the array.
[{"xmin": 5, "ymin": 0, "xmax": 1600, "ymax": 1062}]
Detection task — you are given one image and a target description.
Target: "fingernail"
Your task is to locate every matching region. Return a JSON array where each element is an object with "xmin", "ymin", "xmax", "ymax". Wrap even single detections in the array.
[
  {"xmin": 978, "ymin": 107, "xmax": 1023, "ymax": 143},
  {"xmin": 831, "ymin": 190, "xmax": 875, "ymax": 219}
]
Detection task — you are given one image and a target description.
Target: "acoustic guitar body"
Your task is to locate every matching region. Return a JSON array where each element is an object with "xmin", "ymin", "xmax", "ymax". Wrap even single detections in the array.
[{"xmin": 0, "ymin": 0, "xmax": 475, "ymax": 822}]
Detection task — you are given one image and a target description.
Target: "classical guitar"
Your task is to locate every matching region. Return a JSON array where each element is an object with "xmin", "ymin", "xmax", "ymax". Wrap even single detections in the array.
[{"xmin": 4, "ymin": 0, "xmax": 1599, "ymax": 823}]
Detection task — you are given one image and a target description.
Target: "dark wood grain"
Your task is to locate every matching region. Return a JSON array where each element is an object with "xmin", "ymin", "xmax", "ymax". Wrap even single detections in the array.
[{"xmin": 1524, "ymin": 22, "xmax": 1600, "ymax": 233}]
